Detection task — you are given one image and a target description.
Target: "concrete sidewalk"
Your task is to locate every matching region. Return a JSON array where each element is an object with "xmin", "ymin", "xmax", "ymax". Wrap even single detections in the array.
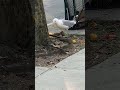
[
  {"xmin": 86, "ymin": 52, "xmax": 120, "ymax": 90},
  {"xmin": 35, "ymin": 48, "xmax": 85, "ymax": 90}
]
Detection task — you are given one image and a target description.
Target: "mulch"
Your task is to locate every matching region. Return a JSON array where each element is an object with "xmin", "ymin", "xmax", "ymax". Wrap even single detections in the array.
[
  {"xmin": 86, "ymin": 20, "xmax": 120, "ymax": 69},
  {"xmin": 35, "ymin": 32, "xmax": 85, "ymax": 67},
  {"xmin": 0, "ymin": 44, "xmax": 34, "ymax": 90}
]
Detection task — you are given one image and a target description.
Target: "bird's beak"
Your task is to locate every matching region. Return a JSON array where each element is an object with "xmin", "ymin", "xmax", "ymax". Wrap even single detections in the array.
[{"xmin": 47, "ymin": 23, "xmax": 54, "ymax": 27}]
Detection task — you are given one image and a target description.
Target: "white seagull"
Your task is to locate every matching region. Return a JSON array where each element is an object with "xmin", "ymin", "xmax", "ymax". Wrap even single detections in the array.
[{"xmin": 47, "ymin": 18, "xmax": 76, "ymax": 30}]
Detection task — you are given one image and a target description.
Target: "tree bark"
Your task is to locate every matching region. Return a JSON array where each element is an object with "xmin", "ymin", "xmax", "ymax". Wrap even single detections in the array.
[
  {"xmin": 0, "ymin": 0, "xmax": 48, "ymax": 48},
  {"xmin": 0, "ymin": 0, "xmax": 34, "ymax": 49},
  {"xmin": 35, "ymin": 0, "xmax": 48, "ymax": 46}
]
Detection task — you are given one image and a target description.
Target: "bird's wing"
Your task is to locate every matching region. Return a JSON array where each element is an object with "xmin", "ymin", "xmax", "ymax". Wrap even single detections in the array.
[
  {"xmin": 58, "ymin": 24, "xmax": 69, "ymax": 30},
  {"xmin": 55, "ymin": 20, "xmax": 69, "ymax": 30},
  {"xmin": 62, "ymin": 20, "xmax": 76, "ymax": 28},
  {"xmin": 57, "ymin": 19, "xmax": 64, "ymax": 25}
]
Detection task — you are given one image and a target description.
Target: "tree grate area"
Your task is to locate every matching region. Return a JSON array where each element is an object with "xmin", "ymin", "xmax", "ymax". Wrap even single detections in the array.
[
  {"xmin": 35, "ymin": 32, "xmax": 85, "ymax": 67},
  {"xmin": 86, "ymin": 20, "xmax": 120, "ymax": 69}
]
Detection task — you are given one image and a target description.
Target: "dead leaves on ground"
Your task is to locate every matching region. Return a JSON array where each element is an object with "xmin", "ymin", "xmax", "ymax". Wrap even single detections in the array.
[
  {"xmin": 49, "ymin": 31, "xmax": 85, "ymax": 48},
  {"xmin": 86, "ymin": 20, "xmax": 120, "ymax": 69}
]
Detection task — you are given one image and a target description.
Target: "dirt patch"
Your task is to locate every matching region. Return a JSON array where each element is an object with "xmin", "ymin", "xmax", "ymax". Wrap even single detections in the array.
[
  {"xmin": 0, "ymin": 44, "xmax": 34, "ymax": 89},
  {"xmin": 86, "ymin": 20, "xmax": 120, "ymax": 69},
  {"xmin": 0, "ymin": 73, "xmax": 34, "ymax": 90},
  {"xmin": 35, "ymin": 32, "xmax": 85, "ymax": 67}
]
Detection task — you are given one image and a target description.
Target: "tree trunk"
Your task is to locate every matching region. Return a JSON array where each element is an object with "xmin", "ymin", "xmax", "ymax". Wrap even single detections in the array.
[
  {"xmin": 35, "ymin": 0, "xmax": 48, "ymax": 46},
  {"xmin": 0, "ymin": 0, "xmax": 34, "ymax": 50},
  {"xmin": 0, "ymin": 0, "xmax": 48, "ymax": 49}
]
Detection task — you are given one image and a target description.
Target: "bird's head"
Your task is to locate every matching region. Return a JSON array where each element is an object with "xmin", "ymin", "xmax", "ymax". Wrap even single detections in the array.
[{"xmin": 53, "ymin": 18, "xmax": 59, "ymax": 24}]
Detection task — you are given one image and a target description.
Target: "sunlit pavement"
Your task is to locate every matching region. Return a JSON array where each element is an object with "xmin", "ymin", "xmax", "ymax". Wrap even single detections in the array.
[
  {"xmin": 86, "ymin": 52, "xmax": 120, "ymax": 90},
  {"xmin": 35, "ymin": 48, "xmax": 85, "ymax": 90}
]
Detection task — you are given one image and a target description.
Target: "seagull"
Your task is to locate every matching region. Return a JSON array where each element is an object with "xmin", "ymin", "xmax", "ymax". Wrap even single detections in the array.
[{"xmin": 47, "ymin": 18, "xmax": 76, "ymax": 31}]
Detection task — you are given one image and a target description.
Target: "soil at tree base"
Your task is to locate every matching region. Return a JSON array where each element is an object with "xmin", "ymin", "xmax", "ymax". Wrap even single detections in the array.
[
  {"xmin": 35, "ymin": 34, "xmax": 85, "ymax": 67},
  {"xmin": 0, "ymin": 44, "xmax": 34, "ymax": 90},
  {"xmin": 86, "ymin": 20, "xmax": 120, "ymax": 69}
]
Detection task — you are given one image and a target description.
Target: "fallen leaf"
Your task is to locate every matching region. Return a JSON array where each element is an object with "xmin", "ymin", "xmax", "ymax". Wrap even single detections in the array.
[{"xmin": 72, "ymin": 39, "xmax": 77, "ymax": 44}]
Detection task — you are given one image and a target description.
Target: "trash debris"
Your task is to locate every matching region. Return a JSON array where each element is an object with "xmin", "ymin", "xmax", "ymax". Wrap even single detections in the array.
[
  {"xmin": 72, "ymin": 39, "xmax": 77, "ymax": 44},
  {"xmin": 89, "ymin": 33, "xmax": 98, "ymax": 41}
]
